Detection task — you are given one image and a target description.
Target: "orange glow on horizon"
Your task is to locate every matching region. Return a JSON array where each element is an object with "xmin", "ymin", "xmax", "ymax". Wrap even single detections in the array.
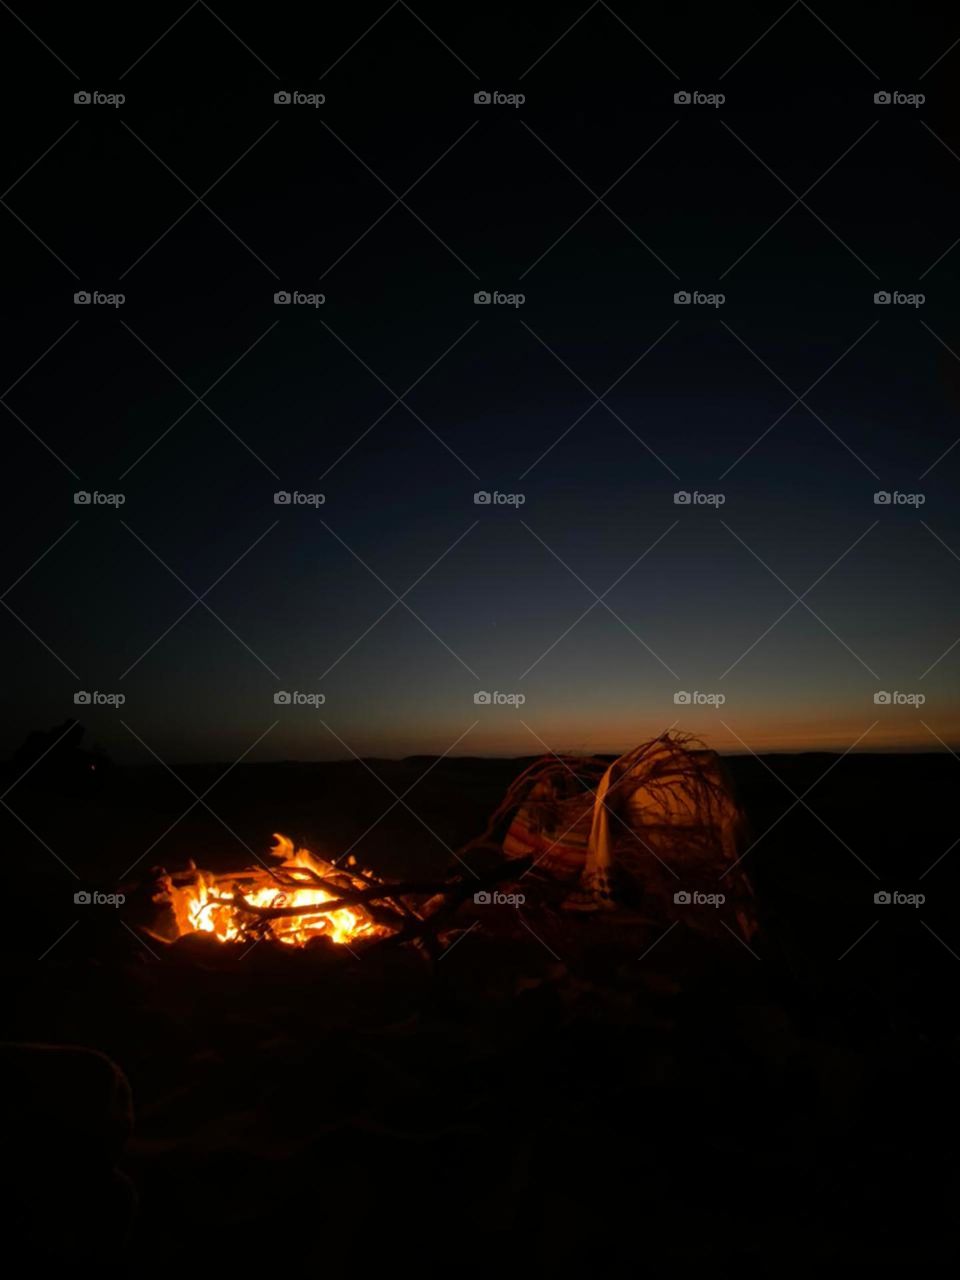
[{"xmin": 305, "ymin": 711, "xmax": 960, "ymax": 760}]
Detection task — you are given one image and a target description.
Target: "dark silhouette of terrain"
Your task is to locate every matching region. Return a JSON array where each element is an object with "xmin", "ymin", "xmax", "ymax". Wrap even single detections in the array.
[{"xmin": 4, "ymin": 728, "xmax": 959, "ymax": 1266}]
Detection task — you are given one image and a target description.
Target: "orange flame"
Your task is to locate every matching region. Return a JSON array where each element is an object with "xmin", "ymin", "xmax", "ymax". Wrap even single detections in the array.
[{"xmin": 163, "ymin": 834, "xmax": 385, "ymax": 947}]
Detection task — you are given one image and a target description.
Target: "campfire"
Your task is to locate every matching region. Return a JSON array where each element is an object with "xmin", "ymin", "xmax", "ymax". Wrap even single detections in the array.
[
  {"xmin": 142, "ymin": 734, "xmax": 758, "ymax": 956},
  {"xmin": 154, "ymin": 835, "xmax": 396, "ymax": 948},
  {"xmin": 147, "ymin": 833, "xmax": 533, "ymax": 954}
]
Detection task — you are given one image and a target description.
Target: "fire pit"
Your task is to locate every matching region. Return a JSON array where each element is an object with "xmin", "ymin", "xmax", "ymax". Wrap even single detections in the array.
[
  {"xmin": 139, "ymin": 734, "xmax": 759, "ymax": 958},
  {"xmin": 145, "ymin": 833, "xmax": 533, "ymax": 955},
  {"xmin": 150, "ymin": 835, "xmax": 402, "ymax": 947}
]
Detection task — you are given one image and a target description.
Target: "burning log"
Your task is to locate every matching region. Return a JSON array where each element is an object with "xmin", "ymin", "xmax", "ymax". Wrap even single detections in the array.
[
  {"xmin": 145, "ymin": 833, "xmax": 532, "ymax": 955},
  {"xmin": 149, "ymin": 836, "xmax": 401, "ymax": 948}
]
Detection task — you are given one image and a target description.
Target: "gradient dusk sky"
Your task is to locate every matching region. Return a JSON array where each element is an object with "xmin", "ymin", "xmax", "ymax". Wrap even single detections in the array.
[{"xmin": 1, "ymin": 1, "xmax": 958, "ymax": 762}]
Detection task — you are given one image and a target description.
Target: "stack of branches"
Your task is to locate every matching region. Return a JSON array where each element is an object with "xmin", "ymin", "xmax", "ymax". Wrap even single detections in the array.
[
  {"xmin": 458, "ymin": 732, "xmax": 759, "ymax": 938},
  {"xmin": 602, "ymin": 734, "xmax": 743, "ymax": 844},
  {"xmin": 462, "ymin": 734, "xmax": 747, "ymax": 868},
  {"xmin": 145, "ymin": 854, "xmax": 534, "ymax": 959},
  {"xmin": 579, "ymin": 733, "xmax": 758, "ymax": 938}
]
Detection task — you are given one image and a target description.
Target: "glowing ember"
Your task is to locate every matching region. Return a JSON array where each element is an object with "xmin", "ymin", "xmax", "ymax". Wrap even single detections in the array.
[{"xmin": 158, "ymin": 834, "xmax": 389, "ymax": 947}]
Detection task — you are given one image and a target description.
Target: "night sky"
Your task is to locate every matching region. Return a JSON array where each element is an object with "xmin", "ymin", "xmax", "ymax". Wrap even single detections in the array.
[{"xmin": 2, "ymin": 1, "xmax": 958, "ymax": 763}]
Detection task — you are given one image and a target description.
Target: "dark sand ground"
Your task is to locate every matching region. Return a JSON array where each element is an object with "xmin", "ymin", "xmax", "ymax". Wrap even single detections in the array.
[{"xmin": 5, "ymin": 751, "xmax": 960, "ymax": 1266}]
